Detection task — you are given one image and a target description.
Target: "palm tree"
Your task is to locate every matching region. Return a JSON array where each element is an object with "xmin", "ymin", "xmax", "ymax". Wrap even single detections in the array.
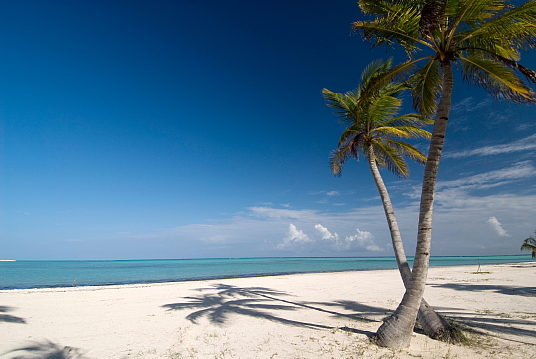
[
  {"xmin": 324, "ymin": 58, "xmax": 459, "ymax": 342},
  {"xmin": 520, "ymin": 231, "xmax": 536, "ymax": 258},
  {"xmin": 353, "ymin": 0, "xmax": 536, "ymax": 348}
]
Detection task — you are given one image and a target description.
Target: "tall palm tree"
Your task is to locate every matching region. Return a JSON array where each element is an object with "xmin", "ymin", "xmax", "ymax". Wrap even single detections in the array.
[
  {"xmin": 520, "ymin": 231, "xmax": 536, "ymax": 258},
  {"xmin": 353, "ymin": 0, "xmax": 536, "ymax": 348},
  {"xmin": 324, "ymin": 58, "xmax": 459, "ymax": 342}
]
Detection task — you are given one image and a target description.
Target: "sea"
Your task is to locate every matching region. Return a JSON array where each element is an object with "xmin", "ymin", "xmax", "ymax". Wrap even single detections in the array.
[{"xmin": 0, "ymin": 255, "xmax": 534, "ymax": 290}]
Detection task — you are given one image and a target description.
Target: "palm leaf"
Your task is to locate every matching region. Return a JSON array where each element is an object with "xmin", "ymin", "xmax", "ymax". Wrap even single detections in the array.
[
  {"xmin": 358, "ymin": 58, "xmax": 393, "ymax": 96},
  {"xmin": 383, "ymin": 125, "xmax": 433, "ymax": 139},
  {"xmin": 411, "ymin": 58, "xmax": 442, "ymax": 117},
  {"xmin": 457, "ymin": 0, "xmax": 536, "ymax": 50},
  {"xmin": 384, "ymin": 113, "xmax": 434, "ymax": 128},
  {"xmin": 372, "ymin": 126, "xmax": 412, "ymax": 139},
  {"xmin": 352, "ymin": 16, "xmax": 430, "ymax": 55},
  {"xmin": 387, "ymin": 139, "xmax": 428, "ymax": 164},
  {"xmin": 520, "ymin": 236, "xmax": 536, "ymax": 258},
  {"xmin": 322, "ymin": 89, "xmax": 359, "ymax": 124},
  {"xmin": 330, "ymin": 146, "xmax": 352, "ymax": 176},
  {"xmin": 460, "ymin": 54, "xmax": 536, "ymax": 103},
  {"xmin": 356, "ymin": 59, "xmax": 420, "ymax": 109},
  {"xmin": 372, "ymin": 141, "xmax": 410, "ymax": 177}
]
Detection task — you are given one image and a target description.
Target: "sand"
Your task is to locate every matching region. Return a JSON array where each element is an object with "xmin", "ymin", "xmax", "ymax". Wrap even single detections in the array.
[{"xmin": 1, "ymin": 262, "xmax": 535, "ymax": 358}]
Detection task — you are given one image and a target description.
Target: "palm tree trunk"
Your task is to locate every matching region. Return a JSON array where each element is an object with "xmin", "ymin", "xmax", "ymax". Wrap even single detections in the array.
[
  {"xmin": 366, "ymin": 145, "xmax": 458, "ymax": 342},
  {"xmin": 373, "ymin": 60, "xmax": 454, "ymax": 349}
]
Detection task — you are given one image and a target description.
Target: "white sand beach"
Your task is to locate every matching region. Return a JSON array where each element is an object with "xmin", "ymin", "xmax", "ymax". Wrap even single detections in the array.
[{"xmin": 1, "ymin": 262, "xmax": 535, "ymax": 358}]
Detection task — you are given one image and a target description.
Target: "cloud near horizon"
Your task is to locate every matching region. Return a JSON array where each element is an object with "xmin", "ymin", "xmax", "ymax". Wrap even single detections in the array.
[
  {"xmin": 114, "ymin": 160, "xmax": 535, "ymax": 258},
  {"xmin": 486, "ymin": 216, "xmax": 511, "ymax": 237},
  {"xmin": 277, "ymin": 223, "xmax": 382, "ymax": 252},
  {"xmin": 277, "ymin": 224, "xmax": 312, "ymax": 249}
]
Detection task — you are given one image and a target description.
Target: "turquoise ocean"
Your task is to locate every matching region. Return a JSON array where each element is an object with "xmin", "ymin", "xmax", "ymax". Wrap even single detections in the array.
[{"xmin": 1, "ymin": 255, "xmax": 534, "ymax": 290}]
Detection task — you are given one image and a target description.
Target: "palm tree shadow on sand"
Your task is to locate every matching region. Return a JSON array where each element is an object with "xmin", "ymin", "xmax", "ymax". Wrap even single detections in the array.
[
  {"xmin": 0, "ymin": 306, "xmax": 26, "ymax": 324},
  {"xmin": 2, "ymin": 340, "xmax": 87, "ymax": 359},
  {"xmin": 161, "ymin": 283, "xmax": 391, "ymax": 336}
]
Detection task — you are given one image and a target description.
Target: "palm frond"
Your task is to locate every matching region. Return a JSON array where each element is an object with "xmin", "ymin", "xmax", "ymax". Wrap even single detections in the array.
[
  {"xmin": 383, "ymin": 113, "xmax": 434, "ymax": 128},
  {"xmin": 486, "ymin": 53, "xmax": 536, "ymax": 86},
  {"xmin": 411, "ymin": 58, "xmax": 442, "ymax": 116},
  {"xmin": 322, "ymin": 88, "xmax": 359, "ymax": 124},
  {"xmin": 460, "ymin": 54, "xmax": 536, "ymax": 103},
  {"xmin": 387, "ymin": 139, "xmax": 428, "ymax": 164},
  {"xmin": 372, "ymin": 141, "xmax": 410, "ymax": 177},
  {"xmin": 359, "ymin": 0, "xmax": 426, "ymax": 18},
  {"xmin": 337, "ymin": 126, "xmax": 365, "ymax": 148},
  {"xmin": 356, "ymin": 59, "xmax": 420, "ymax": 108},
  {"xmin": 378, "ymin": 125, "xmax": 432, "ymax": 139},
  {"xmin": 368, "ymin": 94, "xmax": 403, "ymax": 123},
  {"xmin": 358, "ymin": 58, "xmax": 394, "ymax": 96},
  {"xmin": 330, "ymin": 130, "xmax": 367, "ymax": 176},
  {"xmin": 352, "ymin": 15, "xmax": 430, "ymax": 55},
  {"xmin": 520, "ymin": 236, "xmax": 536, "ymax": 258},
  {"xmin": 456, "ymin": 0, "xmax": 536, "ymax": 51},
  {"xmin": 446, "ymin": 0, "xmax": 505, "ymax": 41},
  {"xmin": 372, "ymin": 126, "xmax": 412, "ymax": 139},
  {"xmin": 329, "ymin": 147, "xmax": 352, "ymax": 176}
]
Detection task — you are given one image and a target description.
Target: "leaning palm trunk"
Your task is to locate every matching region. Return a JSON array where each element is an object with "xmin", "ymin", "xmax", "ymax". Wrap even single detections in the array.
[
  {"xmin": 366, "ymin": 145, "xmax": 458, "ymax": 342},
  {"xmin": 374, "ymin": 61, "xmax": 454, "ymax": 348}
]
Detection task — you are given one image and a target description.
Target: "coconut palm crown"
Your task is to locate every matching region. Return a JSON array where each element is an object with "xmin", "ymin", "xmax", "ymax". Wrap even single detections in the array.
[
  {"xmin": 353, "ymin": 0, "xmax": 536, "ymax": 117},
  {"xmin": 324, "ymin": 58, "xmax": 432, "ymax": 177}
]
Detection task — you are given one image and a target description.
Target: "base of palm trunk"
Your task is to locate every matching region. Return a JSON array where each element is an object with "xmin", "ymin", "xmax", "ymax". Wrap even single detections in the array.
[
  {"xmin": 372, "ymin": 313, "xmax": 415, "ymax": 349},
  {"xmin": 428, "ymin": 326, "xmax": 464, "ymax": 343},
  {"xmin": 418, "ymin": 299, "xmax": 463, "ymax": 344}
]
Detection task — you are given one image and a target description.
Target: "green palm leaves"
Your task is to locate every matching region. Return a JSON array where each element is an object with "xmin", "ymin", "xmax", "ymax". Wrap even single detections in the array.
[
  {"xmin": 324, "ymin": 59, "xmax": 432, "ymax": 178},
  {"xmin": 520, "ymin": 232, "xmax": 536, "ymax": 258},
  {"xmin": 354, "ymin": 0, "xmax": 536, "ymax": 116}
]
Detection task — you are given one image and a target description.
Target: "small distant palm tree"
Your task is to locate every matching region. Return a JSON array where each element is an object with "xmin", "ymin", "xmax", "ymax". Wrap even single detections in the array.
[
  {"xmin": 520, "ymin": 231, "xmax": 536, "ymax": 258},
  {"xmin": 324, "ymin": 58, "xmax": 457, "ymax": 341}
]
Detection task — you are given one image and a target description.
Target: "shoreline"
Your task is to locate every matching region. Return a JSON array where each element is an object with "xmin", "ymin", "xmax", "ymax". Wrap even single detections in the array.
[
  {"xmin": 2, "ymin": 257, "xmax": 534, "ymax": 292},
  {"xmin": 2, "ymin": 261, "xmax": 534, "ymax": 293},
  {"xmin": 1, "ymin": 263, "xmax": 535, "ymax": 358}
]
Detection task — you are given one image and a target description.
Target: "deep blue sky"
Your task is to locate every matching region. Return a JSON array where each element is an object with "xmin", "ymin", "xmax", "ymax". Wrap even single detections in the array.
[{"xmin": 1, "ymin": 0, "xmax": 535, "ymax": 260}]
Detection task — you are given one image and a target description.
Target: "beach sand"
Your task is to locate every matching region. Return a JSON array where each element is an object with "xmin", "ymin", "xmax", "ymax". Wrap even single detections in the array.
[{"xmin": 1, "ymin": 262, "xmax": 535, "ymax": 358}]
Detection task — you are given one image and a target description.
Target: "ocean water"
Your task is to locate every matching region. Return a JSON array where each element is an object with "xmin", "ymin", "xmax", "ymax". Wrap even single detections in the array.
[{"xmin": 0, "ymin": 255, "xmax": 533, "ymax": 290}]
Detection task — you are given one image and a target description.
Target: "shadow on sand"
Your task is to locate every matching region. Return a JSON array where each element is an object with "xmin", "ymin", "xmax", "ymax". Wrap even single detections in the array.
[
  {"xmin": 0, "ymin": 306, "xmax": 26, "ymax": 324},
  {"xmin": 429, "ymin": 283, "xmax": 536, "ymax": 297},
  {"xmin": 162, "ymin": 283, "xmax": 536, "ymax": 346},
  {"xmin": 433, "ymin": 305, "xmax": 536, "ymax": 345},
  {"xmin": 2, "ymin": 340, "xmax": 87, "ymax": 359},
  {"xmin": 161, "ymin": 283, "xmax": 389, "ymax": 337}
]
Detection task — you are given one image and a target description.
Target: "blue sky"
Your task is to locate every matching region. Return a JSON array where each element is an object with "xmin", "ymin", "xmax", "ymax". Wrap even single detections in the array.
[{"xmin": 1, "ymin": 0, "xmax": 535, "ymax": 260}]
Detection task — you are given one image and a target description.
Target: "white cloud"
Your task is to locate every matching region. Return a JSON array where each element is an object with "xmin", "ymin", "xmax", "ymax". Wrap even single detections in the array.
[
  {"xmin": 446, "ymin": 134, "xmax": 536, "ymax": 159},
  {"xmin": 486, "ymin": 217, "xmax": 511, "ymax": 237},
  {"xmin": 314, "ymin": 224, "xmax": 339, "ymax": 242},
  {"xmin": 277, "ymin": 224, "xmax": 312, "ymax": 249},
  {"xmin": 451, "ymin": 97, "xmax": 491, "ymax": 113},
  {"xmin": 248, "ymin": 206, "xmax": 315, "ymax": 219},
  {"xmin": 326, "ymin": 191, "xmax": 340, "ymax": 196},
  {"xmin": 435, "ymin": 161, "xmax": 536, "ymax": 192},
  {"xmin": 199, "ymin": 235, "xmax": 226, "ymax": 243},
  {"xmin": 277, "ymin": 224, "xmax": 382, "ymax": 252},
  {"xmin": 345, "ymin": 229, "xmax": 382, "ymax": 251}
]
